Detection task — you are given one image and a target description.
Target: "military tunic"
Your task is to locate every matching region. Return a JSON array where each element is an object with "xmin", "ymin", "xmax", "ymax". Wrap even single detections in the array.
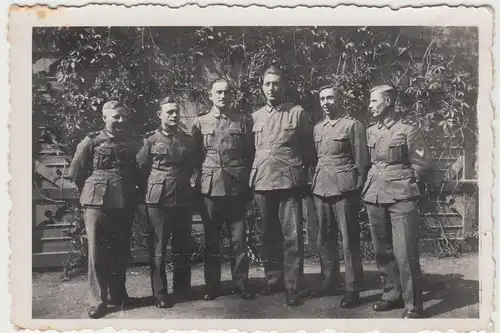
[
  {"xmin": 309, "ymin": 116, "xmax": 369, "ymax": 293},
  {"xmin": 136, "ymin": 128, "xmax": 197, "ymax": 298},
  {"xmin": 250, "ymin": 103, "xmax": 315, "ymax": 292},
  {"xmin": 362, "ymin": 117, "xmax": 433, "ymax": 311},
  {"xmin": 192, "ymin": 109, "xmax": 254, "ymax": 292},
  {"xmin": 67, "ymin": 129, "xmax": 139, "ymax": 307}
]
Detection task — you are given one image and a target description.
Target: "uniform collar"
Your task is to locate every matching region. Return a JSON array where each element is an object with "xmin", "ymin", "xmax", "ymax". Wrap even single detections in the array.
[
  {"xmin": 159, "ymin": 126, "xmax": 177, "ymax": 137},
  {"xmin": 323, "ymin": 117, "xmax": 342, "ymax": 128},
  {"xmin": 210, "ymin": 107, "xmax": 228, "ymax": 119},
  {"xmin": 265, "ymin": 103, "xmax": 285, "ymax": 113},
  {"xmin": 102, "ymin": 129, "xmax": 115, "ymax": 138},
  {"xmin": 377, "ymin": 117, "xmax": 397, "ymax": 130}
]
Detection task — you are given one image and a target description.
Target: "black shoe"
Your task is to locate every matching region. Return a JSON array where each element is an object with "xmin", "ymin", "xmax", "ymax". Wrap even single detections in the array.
[
  {"xmin": 260, "ymin": 284, "xmax": 286, "ymax": 296},
  {"xmin": 340, "ymin": 292, "xmax": 361, "ymax": 309},
  {"xmin": 153, "ymin": 297, "xmax": 173, "ymax": 309},
  {"xmin": 109, "ymin": 297, "xmax": 141, "ymax": 307},
  {"xmin": 203, "ymin": 289, "xmax": 219, "ymax": 301},
  {"xmin": 402, "ymin": 309, "xmax": 424, "ymax": 319},
  {"xmin": 239, "ymin": 287, "xmax": 256, "ymax": 300},
  {"xmin": 87, "ymin": 303, "xmax": 107, "ymax": 319},
  {"xmin": 285, "ymin": 290, "xmax": 304, "ymax": 307},
  {"xmin": 372, "ymin": 298, "xmax": 404, "ymax": 312}
]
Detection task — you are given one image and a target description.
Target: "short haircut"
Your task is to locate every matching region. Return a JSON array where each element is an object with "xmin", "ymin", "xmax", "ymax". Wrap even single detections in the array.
[
  {"xmin": 370, "ymin": 84, "xmax": 397, "ymax": 106},
  {"xmin": 159, "ymin": 96, "xmax": 177, "ymax": 107},
  {"xmin": 209, "ymin": 78, "xmax": 233, "ymax": 90},
  {"xmin": 262, "ymin": 66, "xmax": 286, "ymax": 82},
  {"xmin": 318, "ymin": 84, "xmax": 340, "ymax": 96},
  {"xmin": 102, "ymin": 101, "xmax": 127, "ymax": 114}
]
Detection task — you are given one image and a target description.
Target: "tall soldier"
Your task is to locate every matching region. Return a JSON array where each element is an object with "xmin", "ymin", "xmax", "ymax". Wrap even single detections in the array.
[
  {"xmin": 363, "ymin": 85, "xmax": 433, "ymax": 318},
  {"xmin": 192, "ymin": 79, "xmax": 255, "ymax": 301},
  {"xmin": 309, "ymin": 85, "xmax": 369, "ymax": 308},
  {"xmin": 250, "ymin": 67, "xmax": 315, "ymax": 307},
  {"xmin": 136, "ymin": 96, "xmax": 198, "ymax": 308},
  {"xmin": 67, "ymin": 101, "xmax": 140, "ymax": 319}
]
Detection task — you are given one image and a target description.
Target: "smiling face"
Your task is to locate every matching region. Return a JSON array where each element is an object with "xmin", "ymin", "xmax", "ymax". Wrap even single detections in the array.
[
  {"xmin": 262, "ymin": 73, "xmax": 285, "ymax": 105},
  {"xmin": 319, "ymin": 87, "xmax": 338, "ymax": 118},
  {"xmin": 157, "ymin": 102, "xmax": 179, "ymax": 130},
  {"xmin": 102, "ymin": 107, "xmax": 130, "ymax": 134},
  {"xmin": 210, "ymin": 81, "xmax": 231, "ymax": 109},
  {"xmin": 369, "ymin": 90, "xmax": 391, "ymax": 119}
]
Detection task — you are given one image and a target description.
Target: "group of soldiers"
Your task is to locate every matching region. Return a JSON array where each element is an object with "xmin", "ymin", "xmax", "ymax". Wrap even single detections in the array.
[{"xmin": 67, "ymin": 66, "xmax": 433, "ymax": 319}]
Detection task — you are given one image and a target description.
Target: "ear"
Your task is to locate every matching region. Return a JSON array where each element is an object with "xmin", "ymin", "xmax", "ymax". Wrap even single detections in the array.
[
  {"xmin": 384, "ymin": 95, "xmax": 392, "ymax": 106},
  {"xmin": 156, "ymin": 110, "xmax": 162, "ymax": 118}
]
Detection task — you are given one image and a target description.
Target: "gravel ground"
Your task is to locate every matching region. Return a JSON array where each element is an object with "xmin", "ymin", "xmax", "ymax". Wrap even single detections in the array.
[{"xmin": 32, "ymin": 254, "xmax": 479, "ymax": 319}]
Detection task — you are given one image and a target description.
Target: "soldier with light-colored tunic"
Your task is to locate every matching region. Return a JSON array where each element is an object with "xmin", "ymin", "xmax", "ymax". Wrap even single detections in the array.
[
  {"xmin": 309, "ymin": 85, "xmax": 369, "ymax": 308},
  {"xmin": 192, "ymin": 79, "xmax": 255, "ymax": 301},
  {"xmin": 136, "ymin": 96, "xmax": 198, "ymax": 309},
  {"xmin": 67, "ymin": 101, "xmax": 140, "ymax": 319},
  {"xmin": 250, "ymin": 67, "xmax": 315, "ymax": 307},
  {"xmin": 363, "ymin": 84, "xmax": 433, "ymax": 319}
]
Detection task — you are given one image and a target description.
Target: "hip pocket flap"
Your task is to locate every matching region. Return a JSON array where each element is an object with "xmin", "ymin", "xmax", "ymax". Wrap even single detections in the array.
[
  {"xmin": 389, "ymin": 139, "xmax": 405, "ymax": 147},
  {"xmin": 332, "ymin": 134, "xmax": 349, "ymax": 141},
  {"xmin": 386, "ymin": 169, "xmax": 415, "ymax": 180},
  {"xmin": 146, "ymin": 178, "xmax": 166, "ymax": 204},
  {"xmin": 252, "ymin": 123, "xmax": 263, "ymax": 133},
  {"xmin": 228, "ymin": 128, "xmax": 243, "ymax": 134},
  {"xmin": 81, "ymin": 177, "xmax": 108, "ymax": 206}
]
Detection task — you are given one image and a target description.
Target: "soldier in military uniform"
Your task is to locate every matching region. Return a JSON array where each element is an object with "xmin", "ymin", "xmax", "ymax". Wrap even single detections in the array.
[
  {"xmin": 136, "ymin": 96, "xmax": 198, "ymax": 308},
  {"xmin": 309, "ymin": 85, "xmax": 369, "ymax": 308},
  {"xmin": 363, "ymin": 85, "xmax": 433, "ymax": 318},
  {"xmin": 192, "ymin": 79, "xmax": 255, "ymax": 301},
  {"xmin": 67, "ymin": 101, "xmax": 140, "ymax": 319},
  {"xmin": 250, "ymin": 67, "xmax": 315, "ymax": 306}
]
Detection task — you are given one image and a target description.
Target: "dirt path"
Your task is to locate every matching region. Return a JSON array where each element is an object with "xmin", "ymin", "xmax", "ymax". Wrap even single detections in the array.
[{"xmin": 32, "ymin": 254, "xmax": 479, "ymax": 319}]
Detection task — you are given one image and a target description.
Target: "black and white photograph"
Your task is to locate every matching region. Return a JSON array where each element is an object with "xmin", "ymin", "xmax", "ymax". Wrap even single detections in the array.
[{"xmin": 9, "ymin": 4, "xmax": 494, "ymax": 333}]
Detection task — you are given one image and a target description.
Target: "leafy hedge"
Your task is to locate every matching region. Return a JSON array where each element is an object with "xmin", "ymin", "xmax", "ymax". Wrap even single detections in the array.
[
  {"xmin": 34, "ymin": 26, "xmax": 477, "ymax": 150},
  {"xmin": 33, "ymin": 27, "xmax": 478, "ymax": 275}
]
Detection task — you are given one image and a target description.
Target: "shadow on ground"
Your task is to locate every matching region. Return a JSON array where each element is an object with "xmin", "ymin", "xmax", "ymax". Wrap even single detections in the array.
[{"xmin": 32, "ymin": 254, "xmax": 479, "ymax": 319}]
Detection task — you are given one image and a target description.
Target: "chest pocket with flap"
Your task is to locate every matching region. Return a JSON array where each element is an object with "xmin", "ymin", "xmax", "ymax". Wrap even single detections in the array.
[
  {"xmin": 388, "ymin": 137, "xmax": 407, "ymax": 162},
  {"xmin": 252, "ymin": 123, "xmax": 264, "ymax": 147}
]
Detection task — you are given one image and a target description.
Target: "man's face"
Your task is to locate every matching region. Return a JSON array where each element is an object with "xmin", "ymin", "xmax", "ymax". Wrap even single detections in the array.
[
  {"xmin": 157, "ymin": 103, "xmax": 179, "ymax": 129},
  {"xmin": 369, "ymin": 91, "xmax": 390, "ymax": 119},
  {"xmin": 319, "ymin": 88, "xmax": 338, "ymax": 117},
  {"xmin": 210, "ymin": 81, "xmax": 231, "ymax": 109},
  {"xmin": 262, "ymin": 73, "xmax": 285, "ymax": 105},
  {"xmin": 102, "ymin": 107, "xmax": 130, "ymax": 134}
]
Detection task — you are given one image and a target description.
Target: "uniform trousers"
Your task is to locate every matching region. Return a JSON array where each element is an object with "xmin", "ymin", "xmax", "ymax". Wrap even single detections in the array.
[
  {"xmin": 365, "ymin": 200, "xmax": 423, "ymax": 311},
  {"xmin": 145, "ymin": 206, "xmax": 192, "ymax": 299},
  {"xmin": 311, "ymin": 191, "xmax": 364, "ymax": 292},
  {"xmin": 254, "ymin": 189, "xmax": 304, "ymax": 291},
  {"xmin": 84, "ymin": 207, "xmax": 133, "ymax": 307},
  {"xmin": 200, "ymin": 195, "xmax": 250, "ymax": 291}
]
